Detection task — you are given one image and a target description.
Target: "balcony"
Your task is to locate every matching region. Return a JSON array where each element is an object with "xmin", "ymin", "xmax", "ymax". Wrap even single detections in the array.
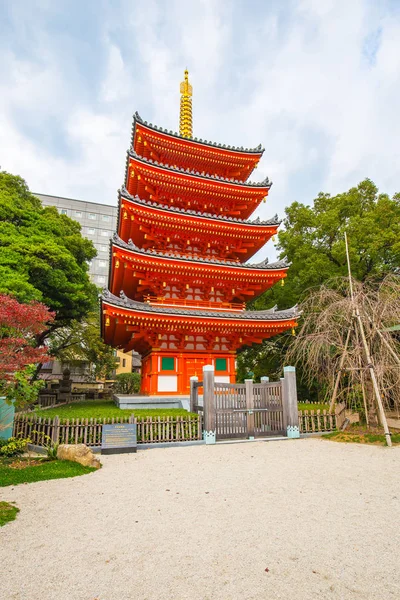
[{"xmin": 144, "ymin": 295, "xmax": 245, "ymax": 311}]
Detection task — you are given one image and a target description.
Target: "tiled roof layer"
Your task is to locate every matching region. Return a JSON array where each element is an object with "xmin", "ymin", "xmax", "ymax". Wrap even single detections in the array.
[
  {"xmin": 133, "ymin": 112, "xmax": 265, "ymax": 154},
  {"xmin": 112, "ymin": 233, "xmax": 289, "ymax": 270},
  {"xmin": 102, "ymin": 289, "xmax": 298, "ymax": 321}
]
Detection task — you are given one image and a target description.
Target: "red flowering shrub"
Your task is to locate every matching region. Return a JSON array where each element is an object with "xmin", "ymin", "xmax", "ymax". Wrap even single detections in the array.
[{"xmin": 0, "ymin": 294, "xmax": 55, "ymax": 384}]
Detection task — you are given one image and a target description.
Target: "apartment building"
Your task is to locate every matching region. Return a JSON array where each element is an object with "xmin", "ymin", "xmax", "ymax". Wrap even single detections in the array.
[
  {"xmin": 35, "ymin": 193, "xmax": 116, "ymax": 288},
  {"xmin": 35, "ymin": 192, "xmax": 140, "ymax": 378}
]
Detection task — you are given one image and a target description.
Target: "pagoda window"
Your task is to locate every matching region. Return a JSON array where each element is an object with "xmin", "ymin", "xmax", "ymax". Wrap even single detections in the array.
[
  {"xmin": 215, "ymin": 358, "xmax": 227, "ymax": 372},
  {"xmin": 161, "ymin": 357, "xmax": 175, "ymax": 371}
]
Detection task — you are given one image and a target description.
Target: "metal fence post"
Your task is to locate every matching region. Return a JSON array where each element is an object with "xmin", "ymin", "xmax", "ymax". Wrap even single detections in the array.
[
  {"xmin": 189, "ymin": 376, "xmax": 198, "ymax": 413},
  {"xmin": 283, "ymin": 366, "xmax": 299, "ymax": 438},
  {"xmin": 203, "ymin": 365, "xmax": 216, "ymax": 444},
  {"xmin": 245, "ymin": 378, "xmax": 255, "ymax": 439}
]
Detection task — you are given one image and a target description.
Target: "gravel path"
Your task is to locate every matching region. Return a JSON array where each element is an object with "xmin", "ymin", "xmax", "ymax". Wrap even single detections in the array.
[{"xmin": 1, "ymin": 438, "xmax": 399, "ymax": 600}]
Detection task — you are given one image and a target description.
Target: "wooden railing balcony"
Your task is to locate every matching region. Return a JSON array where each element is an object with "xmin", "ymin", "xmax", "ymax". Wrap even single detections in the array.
[{"xmin": 145, "ymin": 296, "xmax": 245, "ymax": 311}]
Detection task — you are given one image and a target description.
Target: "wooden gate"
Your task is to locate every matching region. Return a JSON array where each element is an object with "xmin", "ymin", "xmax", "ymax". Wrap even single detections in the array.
[
  {"xmin": 214, "ymin": 381, "xmax": 285, "ymax": 439},
  {"xmin": 190, "ymin": 366, "xmax": 298, "ymax": 442},
  {"xmin": 214, "ymin": 382, "xmax": 247, "ymax": 439}
]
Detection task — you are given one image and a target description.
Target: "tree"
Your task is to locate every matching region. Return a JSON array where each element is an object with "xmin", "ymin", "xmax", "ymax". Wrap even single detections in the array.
[
  {"xmin": 239, "ymin": 180, "xmax": 400, "ymax": 393},
  {"xmin": 253, "ymin": 179, "xmax": 400, "ymax": 312},
  {"xmin": 287, "ymin": 275, "xmax": 400, "ymax": 435},
  {"xmin": 52, "ymin": 311, "xmax": 119, "ymax": 380},
  {"xmin": 0, "ymin": 294, "xmax": 54, "ymax": 405},
  {"xmin": 114, "ymin": 372, "xmax": 141, "ymax": 395},
  {"xmin": 0, "ymin": 171, "xmax": 98, "ymax": 344}
]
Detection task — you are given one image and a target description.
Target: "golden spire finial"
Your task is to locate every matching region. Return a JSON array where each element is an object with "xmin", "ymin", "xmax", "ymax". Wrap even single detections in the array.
[{"xmin": 179, "ymin": 69, "xmax": 193, "ymax": 138}]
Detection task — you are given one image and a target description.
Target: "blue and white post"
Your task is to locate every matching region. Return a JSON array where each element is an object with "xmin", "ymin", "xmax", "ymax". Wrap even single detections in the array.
[
  {"xmin": 0, "ymin": 397, "xmax": 15, "ymax": 440},
  {"xmin": 282, "ymin": 366, "xmax": 300, "ymax": 438}
]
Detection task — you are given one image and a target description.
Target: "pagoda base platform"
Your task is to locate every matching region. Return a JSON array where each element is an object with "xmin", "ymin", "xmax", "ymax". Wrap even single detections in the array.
[
  {"xmin": 140, "ymin": 351, "xmax": 235, "ymax": 395},
  {"xmin": 114, "ymin": 394, "xmax": 197, "ymax": 412}
]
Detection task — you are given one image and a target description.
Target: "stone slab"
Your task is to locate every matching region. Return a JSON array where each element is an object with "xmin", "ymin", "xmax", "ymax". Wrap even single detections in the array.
[{"xmin": 114, "ymin": 394, "xmax": 198, "ymax": 412}]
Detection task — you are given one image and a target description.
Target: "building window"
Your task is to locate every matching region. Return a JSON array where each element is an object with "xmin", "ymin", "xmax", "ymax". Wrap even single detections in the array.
[
  {"xmin": 99, "ymin": 245, "xmax": 108, "ymax": 252},
  {"xmin": 122, "ymin": 359, "xmax": 126, "ymax": 368},
  {"xmin": 60, "ymin": 209, "xmax": 68, "ymax": 215},
  {"xmin": 99, "ymin": 260, "xmax": 107, "ymax": 268},
  {"xmin": 100, "ymin": 230, "xmax": 109, "ymax": 237},
  {"xmin": 87, "ymin": 228, "xmax": 95, "ymax": 235},
  {"xmin": 161, "ymin": 357, "xmax": 174, "ymax": 371},
  {"xmin": 88, "ymin": 213, "xmax": 97, "ymax": 220},
  {"xmin": 215, "ymin": 358, "xmax": 227, "ymax": 372},
  {"xmin": 102, "ymin": 214, "xmax": 111, "ymax": 222},
  {"xmin": 97, "ymin": 275, "xmax": 106, "ymax": 284},
  {"xmin": 75, "ymin": 211, "xmax": 82, "ymax": 218}
]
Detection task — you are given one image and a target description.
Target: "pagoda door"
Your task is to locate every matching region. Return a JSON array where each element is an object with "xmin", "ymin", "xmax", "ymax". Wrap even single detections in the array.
[{"xmin": 184, "ymin": 357, "xmax": 209, "ymax": 393}]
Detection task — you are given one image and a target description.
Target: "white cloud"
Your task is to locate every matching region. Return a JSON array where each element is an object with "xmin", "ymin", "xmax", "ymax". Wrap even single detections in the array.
[{"xmin": 0, "ymin": 0, "xmax": 399, "ymax": 250}]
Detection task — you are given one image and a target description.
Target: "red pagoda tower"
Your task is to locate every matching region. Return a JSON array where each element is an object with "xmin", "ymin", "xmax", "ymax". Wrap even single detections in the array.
[{"xmin": 101, "ymin": 71, "xmax": 298, "ymax": 395}]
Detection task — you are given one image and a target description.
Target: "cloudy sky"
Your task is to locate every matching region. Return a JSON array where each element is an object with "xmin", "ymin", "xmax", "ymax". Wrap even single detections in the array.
[{"xmin": 1, "ymin": 0, "xmax": 400, "ymax": 258}]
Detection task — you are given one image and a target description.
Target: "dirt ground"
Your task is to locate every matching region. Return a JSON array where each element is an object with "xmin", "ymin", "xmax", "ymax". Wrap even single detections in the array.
[{"xmin": 1, "ymin": 438, "xmax": 399, "ymax": 600}]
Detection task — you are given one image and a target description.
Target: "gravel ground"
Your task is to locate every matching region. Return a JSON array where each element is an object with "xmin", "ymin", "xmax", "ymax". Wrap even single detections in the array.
[{"xmin": 1, "ymin": 438, "xmax": 399, "ymax": 600}]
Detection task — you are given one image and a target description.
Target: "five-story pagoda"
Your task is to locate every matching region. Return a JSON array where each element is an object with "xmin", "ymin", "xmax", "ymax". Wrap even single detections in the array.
[{"xmin": 101, "ymin": 71, "xmax": 298, "ymax": 395}]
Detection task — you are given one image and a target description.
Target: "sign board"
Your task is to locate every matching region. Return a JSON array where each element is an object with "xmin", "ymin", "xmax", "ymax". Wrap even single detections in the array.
[{"xmin": 101, "ymin": 423, "xmax": 137, "ymax": 454}]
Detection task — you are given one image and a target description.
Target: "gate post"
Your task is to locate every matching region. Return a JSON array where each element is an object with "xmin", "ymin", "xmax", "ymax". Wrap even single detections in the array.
[
  {"xmin": 203, "ymin": 365, "xmax": 216, "ymax": 444},
  {"xmin": 245, "ymin": 379, "xmax": 255, "ymax": 439},
  {"xmin": 189, "ymin": 376, "xmax": 198, "ymax": 413},
  {"xmin": 283, "ymin": 366, "xmax": 299, "ymax": 438}
]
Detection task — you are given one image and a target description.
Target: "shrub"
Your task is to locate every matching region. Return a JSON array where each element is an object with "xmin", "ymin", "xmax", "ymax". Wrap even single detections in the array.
[
  {"xmin": 0, "ymin": 437, "xmax": 31, "ymax": 457},
  {"xmin": 114, "ymin": 372, "xmax": 141, "ymax": 394}
]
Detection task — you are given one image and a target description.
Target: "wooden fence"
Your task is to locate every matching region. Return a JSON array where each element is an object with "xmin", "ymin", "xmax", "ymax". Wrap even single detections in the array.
[
  {"xmin": 13, "ymin": 413, "xmax": 202, "ymax": 446},
  {"xmin": 298, "ymin": 403, "xmax": 346, "ymax": 433},
  {"xmin": 36, "ymin": 394, "xmax": 86, "ymax": 409}
]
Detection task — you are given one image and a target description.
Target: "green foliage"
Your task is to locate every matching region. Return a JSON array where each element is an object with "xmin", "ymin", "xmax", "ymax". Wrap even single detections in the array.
[
  {"xmin": 254, "ymin": 179, "xmax": 400, "ymax": 311},
  {"xmin": 4, "ymin": 365, "xmax": 44, "ymax": 408},
  {"xmin": 114, "ymin": 372, "xmax": 141, "ymax": 394},
  {"xmin": 0, "ymin": 437, "xmax": 31, "ymax": 457},
  {"xmin": 32, "ymin": 432, "xmax": 59, "ymax": 459},
  {"xmin": 241, "ymin": 179, "xmax": 400, "ymax": 399},
  {"xmin": 0, "ymin": 171, "xmax": 98, "ymax": 330},
  {"xmin": 297, "ymin": 403, "xmax": 330, "ymax": 411},
  {"xmin": 33, "ymin": 400, "xmax": 195, "ymax": 421},
  {"xmin": 0, "ymin": 458, "xmax": 96, "ymax": 487},
  {"xmin": 0, "ymin": 501, "xmax": 19, "ymax": 526},
  {"xmin": 323, "ymin": 431, "xmax": 400, "ymax": 446},
  {"xmin": 52, "ymin": 311, "xmax": 118, "ymax": 379}
]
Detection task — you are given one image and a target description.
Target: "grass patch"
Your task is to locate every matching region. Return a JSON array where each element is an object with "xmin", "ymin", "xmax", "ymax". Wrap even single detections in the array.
[
  {"xmin": 323, "ymin": 428, "xmax": 400, "ymax": 447},
  {"xmin": 32, "ymin": 399, "xmax": 195, "ymax": 421},
  {"xmin": 0, "ymin": 501, "xmax": 19, "ymax": 526},
  {"xmin": 0, "ymin": 457, "xmax": 97, "ymax": 487},
  {"xmin": 298, "ymin": 403, "xmax": 331, "ymax": 412}
]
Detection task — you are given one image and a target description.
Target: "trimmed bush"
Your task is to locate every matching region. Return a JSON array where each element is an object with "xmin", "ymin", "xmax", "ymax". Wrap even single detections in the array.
[{"xmin": 114, "ymin": 372, "xmax": 141, "ymax": 394}]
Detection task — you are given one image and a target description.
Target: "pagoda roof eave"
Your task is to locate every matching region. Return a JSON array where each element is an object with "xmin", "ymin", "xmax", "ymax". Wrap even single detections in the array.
[
  {"xmin": 127, "ymin": 150, "xmax": 272, "ymax": 190},
  {"xmin": 132, "ymin": 112, "xmax": 265, "ymax": 156},
  {"xmin": 111, "ymin": 234, "xmax": 289, "ymax": 271},
  {"xmin": 119, "ymin": 186, "xmax": 280, "ymax": 227},
  {"xmin": 102, "ymin": 289, "xmax": 299, "ymax": 322}
]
